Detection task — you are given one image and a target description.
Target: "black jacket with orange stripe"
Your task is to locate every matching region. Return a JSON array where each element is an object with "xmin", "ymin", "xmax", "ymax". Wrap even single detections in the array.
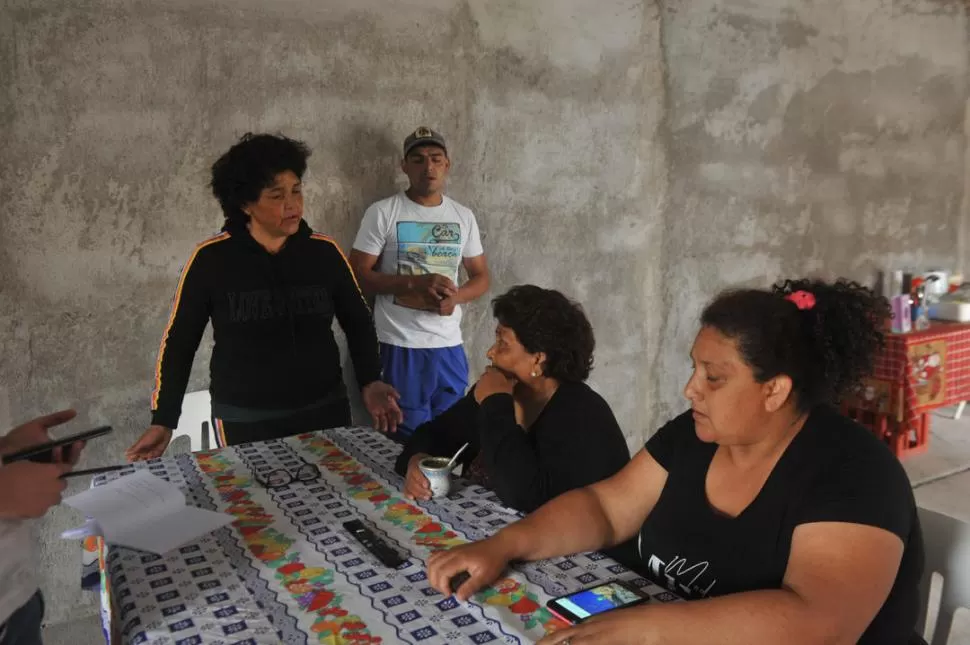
[{"xmin": 150, "ymin": 219, "xmax": 382, "ymax": 429}]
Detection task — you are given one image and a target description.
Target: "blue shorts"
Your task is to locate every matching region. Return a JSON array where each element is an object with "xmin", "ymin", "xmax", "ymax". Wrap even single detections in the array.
[{"xmin": 380, "ymin": 343, "xmax": 469, "ymax": 437}]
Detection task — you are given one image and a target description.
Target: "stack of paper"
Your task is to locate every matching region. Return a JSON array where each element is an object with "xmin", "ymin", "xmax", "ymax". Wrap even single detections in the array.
[{"xmin": 63, "ymin": 470, "xmax": 232, "ymax": 554}]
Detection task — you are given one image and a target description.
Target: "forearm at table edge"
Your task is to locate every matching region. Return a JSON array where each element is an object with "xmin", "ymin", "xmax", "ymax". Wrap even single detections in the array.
[
  {"xmin": 394, "ymin": 425, "xmax": 438, "ymax": 475},
  {"xmin": 493, "ymin": 486, "xmax": 617, "ymax": 562},
  {"xmin": 394, "ymin": 394, "xmax": 480, "ymax": 475},
  {"xmin": 629, "ymin": 588, "xmax": 829, "ymax": 645},
  {"xmin": 149, "ymin": 258, "xmax": 209, "ymax": 430},
  {"xmin": 150, "ymin": 322, "xmax": 204, "ymax": 429},
  {"xmin": 394, "ymin": 443, "xmax": 415, "ymax": 476}
]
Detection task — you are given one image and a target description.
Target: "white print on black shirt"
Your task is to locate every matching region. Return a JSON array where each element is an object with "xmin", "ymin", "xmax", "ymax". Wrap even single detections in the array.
[{"xmin": 647, "ymin": 553, "xmax": 718, "ymax": 598}]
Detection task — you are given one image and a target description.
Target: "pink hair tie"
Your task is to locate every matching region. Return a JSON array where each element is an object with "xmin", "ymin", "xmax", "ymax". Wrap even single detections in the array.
[{"xmin": 786, "ymin": 290, "xmax": 816, "ymax": 310}]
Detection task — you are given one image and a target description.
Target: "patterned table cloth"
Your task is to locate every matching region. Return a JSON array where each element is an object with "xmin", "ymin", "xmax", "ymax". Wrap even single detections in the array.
[{"xmin": 81, "ymin": 426, "xmax": 676, "ymax": 644}]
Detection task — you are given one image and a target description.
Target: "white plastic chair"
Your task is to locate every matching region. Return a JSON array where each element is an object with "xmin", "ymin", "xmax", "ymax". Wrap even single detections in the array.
[
  {"xmin": 917, "ymin": 506, "xmax": 970, "ymax": 645},
  {"xmin": 170, "ymin": 390, "xmax": 217, "ymax": 452}
]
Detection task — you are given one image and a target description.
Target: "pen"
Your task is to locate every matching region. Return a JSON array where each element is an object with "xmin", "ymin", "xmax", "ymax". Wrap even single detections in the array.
[
  {"xmin": 61, "ymin": 465, "xmax": 127, "ymax": 479},
  {"xmin": 1, "ymin": 444, "xmax": 54, "ymax": 465}
]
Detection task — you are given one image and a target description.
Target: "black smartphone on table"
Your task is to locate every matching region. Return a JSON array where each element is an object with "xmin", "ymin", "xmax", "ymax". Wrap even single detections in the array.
[
  {"xmin": 546, "ymin": 579, "xmax": 650, "ymax": 625},
  {"xmin": 0, "ymin": 425, "xmax": 113, "ymax": 464}
]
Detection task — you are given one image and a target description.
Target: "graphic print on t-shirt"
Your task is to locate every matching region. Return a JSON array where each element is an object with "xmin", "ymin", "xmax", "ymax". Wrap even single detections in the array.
[
  {"xmin": 646, "ymin": 551, "xmax": 717, "ymax": 598},
  {"xmin": 394, "ymin": 221, "xmax": 462, "ymax": 311}
]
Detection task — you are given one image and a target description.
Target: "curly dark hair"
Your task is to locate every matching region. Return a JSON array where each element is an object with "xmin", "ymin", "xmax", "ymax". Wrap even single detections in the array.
[
  {"xmin": 700, "ymin": 278, "xmax": 890, "ymax": 411},
  {"xmin": 210, "ymin": 133, "xmax": 311, "ymax": 227},
  {"xmin": 492, "ymin": 285, "xmax": 595, "ymax": 383}
]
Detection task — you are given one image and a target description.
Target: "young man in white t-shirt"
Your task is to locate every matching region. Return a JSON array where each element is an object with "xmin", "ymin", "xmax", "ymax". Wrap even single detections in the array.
[
  {"xmin": 0, "ymin": 409, "xmax": 83, "ymax": 645},
  {"xmin": 350, "ymin": 127, "xmax": 490, "ymax": 438}
]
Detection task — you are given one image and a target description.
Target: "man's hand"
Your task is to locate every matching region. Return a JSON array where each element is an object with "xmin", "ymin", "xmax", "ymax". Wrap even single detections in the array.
[
  {"xmin": 362, "ymin": 381, "xmax": 403, "ymax": 433},
  {"xmin": 0, "ymin": 408, "xmax": 82, "ymax": 464},
  {"xmin": 126, "ymin": 425, "xmax": 173, "ymax": 462},
  {"xmin": 414, "ymin": 274, "xmax": 457, "ymax": 302},
  {"xmin": 404, "ymin": 453, "xmax": 433, "ymax": 500},
  {"xmin": 0, "ymin": 461, "xmax": 71, "ymax": 519},
  {"xmin": 437, "ymin": 295, "xmax": 458, "ymax": 316},
  {"xmin": 473, "ymin": 367, "xmax": 517, "ymax": 404}
]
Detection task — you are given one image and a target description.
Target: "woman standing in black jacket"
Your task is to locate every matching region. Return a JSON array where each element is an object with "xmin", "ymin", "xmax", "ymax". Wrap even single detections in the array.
[
  {"xmin": 127, "ymin": 133, "xmax": 401, "ymax": 458},
  {"xmin": 395, "ymin": 285, "xmax": 630, "ymax": 513}
]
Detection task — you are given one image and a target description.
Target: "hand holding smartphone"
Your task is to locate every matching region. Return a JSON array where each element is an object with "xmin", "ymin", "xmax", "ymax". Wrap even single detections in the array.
[
  {"xmin": 546, "ymin": 580, "xmax": 650, "ymax": 625},
  {"xmin": 0, "ymin": 426, "xmax": 112, "ymax": 465}
]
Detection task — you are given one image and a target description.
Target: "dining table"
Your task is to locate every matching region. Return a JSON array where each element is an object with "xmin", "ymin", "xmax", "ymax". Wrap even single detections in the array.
[{"xmin": 80, "ymin": 425, "xmax": 678, "ymax": 644}]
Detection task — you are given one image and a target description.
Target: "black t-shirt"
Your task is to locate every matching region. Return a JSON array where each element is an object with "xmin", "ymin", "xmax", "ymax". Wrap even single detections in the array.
[
  {"xmin": 394, "ymin": 382, "xmax": 639, "ymax": 568},
  {"xmin": 639, "ymin": 405, "xmax": 923, "ymax": 644},
  {"xmin": 394, "ymin": 381, "xmax": 630, "ymax": 513}
]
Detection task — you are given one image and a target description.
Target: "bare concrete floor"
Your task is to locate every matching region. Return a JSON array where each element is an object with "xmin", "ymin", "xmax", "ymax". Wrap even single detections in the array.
[
  {"xmin": 906, "ymin": 406, "xmax": 970, "ymax": 523},
  {"xmin": 42, "ymin": 412, "xmax": 970, "ymax": 644}
]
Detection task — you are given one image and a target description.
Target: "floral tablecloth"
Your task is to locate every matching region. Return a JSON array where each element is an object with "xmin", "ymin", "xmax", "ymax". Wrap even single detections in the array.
[{"xmin": 81, "ymin": 426, "xmax": 675, "ymax": 644}]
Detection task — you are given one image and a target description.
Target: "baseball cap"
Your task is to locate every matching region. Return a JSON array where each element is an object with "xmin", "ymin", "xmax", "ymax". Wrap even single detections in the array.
[{"xmin": 403, "ymin": 127, "xmax": 447, "ymax": 157}]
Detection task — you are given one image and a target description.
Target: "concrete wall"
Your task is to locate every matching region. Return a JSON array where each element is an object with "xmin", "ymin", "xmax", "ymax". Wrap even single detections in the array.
[
  {"xmin": 0, "ymin": 0, "xmax": 965, "ymax": 628},
  {"xmin": 653, "ymin": 0, "xmax": 968, "ymax": 419}
]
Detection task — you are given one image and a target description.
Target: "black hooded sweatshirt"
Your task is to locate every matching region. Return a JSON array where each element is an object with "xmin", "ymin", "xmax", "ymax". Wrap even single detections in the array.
[{"xmin": 149, "ymin": 219, "xmax": 381, "ymax": 429}]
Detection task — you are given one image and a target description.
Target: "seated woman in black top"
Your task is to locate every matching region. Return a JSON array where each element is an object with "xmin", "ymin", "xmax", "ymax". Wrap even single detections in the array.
[
  {"xmin": 427, "ymin": 279, "xmax": 924, "ymax": 645},
  {"xmin": 394, "ymin": 285, "xmax": 630, "ymax": 514}
]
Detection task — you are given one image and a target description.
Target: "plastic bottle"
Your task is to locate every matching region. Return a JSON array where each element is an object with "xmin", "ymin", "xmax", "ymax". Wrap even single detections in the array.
[{"xmin": 911, "ymin": 282, "xmax": 930, "ymax": 331}]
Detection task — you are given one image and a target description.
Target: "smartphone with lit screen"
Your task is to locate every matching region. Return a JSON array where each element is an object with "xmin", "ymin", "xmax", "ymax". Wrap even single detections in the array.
[{"xmin": 546, "ymin": 579, "xmax": 650, "ymax": 625}]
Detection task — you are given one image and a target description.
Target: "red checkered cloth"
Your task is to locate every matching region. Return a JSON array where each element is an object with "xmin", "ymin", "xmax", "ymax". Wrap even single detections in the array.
[{"xmin": 871, "ymin": 322, "xmax": 970, "ymax": 430}]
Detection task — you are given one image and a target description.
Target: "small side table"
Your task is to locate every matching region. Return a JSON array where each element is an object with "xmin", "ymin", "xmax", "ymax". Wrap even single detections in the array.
[{"xmin": 844, "ymin": 322, "xmax": 970, "ymax": 458}]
